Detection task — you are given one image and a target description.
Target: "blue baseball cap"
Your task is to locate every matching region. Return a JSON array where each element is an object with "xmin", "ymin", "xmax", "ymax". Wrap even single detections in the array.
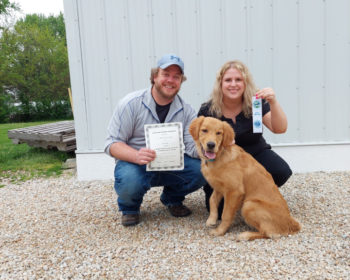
[{"xmin": 157, "ymin": 54, "xmax": 184, "ymax": 73}]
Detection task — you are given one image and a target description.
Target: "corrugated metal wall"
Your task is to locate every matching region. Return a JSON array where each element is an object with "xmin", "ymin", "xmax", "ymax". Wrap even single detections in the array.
[{"xmin": 64, "ymin": 0, "xmax": 350, "ymax": 154}]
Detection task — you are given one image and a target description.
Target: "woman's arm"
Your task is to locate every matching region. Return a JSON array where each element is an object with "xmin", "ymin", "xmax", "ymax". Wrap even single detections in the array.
[{"xmin": 257, "ymin": 88, "xmax": 288, "ymax": 134}]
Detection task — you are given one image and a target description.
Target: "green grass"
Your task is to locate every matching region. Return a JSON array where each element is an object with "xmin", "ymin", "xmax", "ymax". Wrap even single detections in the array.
[{"xmin": 0, "ymin": 121, "xmax": 75, "ymax": 182}]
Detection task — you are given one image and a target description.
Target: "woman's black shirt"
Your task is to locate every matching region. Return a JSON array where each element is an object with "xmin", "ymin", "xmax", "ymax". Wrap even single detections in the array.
[{"xmin": 197, "ymin": 100, "xmax": 271, "ymax": 156}]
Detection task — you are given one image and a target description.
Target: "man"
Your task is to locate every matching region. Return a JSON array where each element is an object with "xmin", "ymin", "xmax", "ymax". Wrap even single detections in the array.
[{"xmin": 105, "ymin": 54, "xmax": 205, "ymax": 226}]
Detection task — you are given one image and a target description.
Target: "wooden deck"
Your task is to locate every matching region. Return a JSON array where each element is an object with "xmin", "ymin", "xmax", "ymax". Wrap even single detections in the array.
[{"xmin": 7, "ymin": 121, "xmax": 76, "ymax": 152}]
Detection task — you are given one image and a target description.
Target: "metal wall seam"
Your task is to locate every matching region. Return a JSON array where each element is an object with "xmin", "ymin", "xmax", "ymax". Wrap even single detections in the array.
[
  {"xmin": 195, "ymin": 0, "xmax": 204, "ymax": 98},
  {"xmin": 296, "ymin": 0, "xmax": 301, "ymax": 142},
  {"xmin": 124, "ymin": 0, "xmax": 134, "ymax": 90}
]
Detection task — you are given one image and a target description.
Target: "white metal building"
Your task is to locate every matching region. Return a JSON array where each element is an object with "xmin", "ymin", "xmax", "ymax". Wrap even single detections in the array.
[{"xmin": 63, "ymin": 0, "xmax": 350, "ymax": 180}]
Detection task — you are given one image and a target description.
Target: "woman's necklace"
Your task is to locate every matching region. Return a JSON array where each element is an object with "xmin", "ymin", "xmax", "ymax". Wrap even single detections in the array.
[{"xmin": 222, "ymin": 103, "xmax": 242, "ymax": 123}]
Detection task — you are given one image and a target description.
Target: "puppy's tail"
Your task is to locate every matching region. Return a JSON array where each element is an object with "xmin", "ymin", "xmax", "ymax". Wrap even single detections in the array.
[
  {"xmin": 238, "ymin": 217, "xmax": 301, "ymax": 241},
  {"xmin": 288, "ymin": 217, "xmax": 301, "ymax": 234},
  {"xmin": 237, "ymin": 231, "xmax": 269, "ymax": 241}
]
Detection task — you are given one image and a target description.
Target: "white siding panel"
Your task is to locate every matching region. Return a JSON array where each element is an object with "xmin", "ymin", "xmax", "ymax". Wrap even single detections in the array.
[
  {"xmin": 198, "ymin": 0, "xmax": 224, "ymax": 102},
  {"xmin": 77, "ymin": 0, "xmax": 112, "ymax": 150},
  {"xmin": 325, "ymin": 0, "xmax": 350, "ymax": 141},
  {"xmin": 104, "ymin": 0, "xmax": 135, "ymax": 107},
  {"xmin": 151, "ymin": 0, "xmax": 177, "ymax": 55},
  {"xmin": 126, "ymin": 0, "xmax": 155, "ymax": 90},
  {"xmin": 265, "ymin": 0, "xmax": 299, "ymax": 144},
  {"xmin": 248, "ymin": 0, "xmax": 274, "ymax": 86},
  {"xmin": 298, "ymin": 0, "xmax": 325, "ymax": 143},
  {"xmin": 63, "ymin": 0, "xmax": 89, "ymax": 151},
  {"xmin": 65, "ymin": 0, "xmax": 350, "ymax": 156},
  {"xmin": 223, "ymin": 0, "xmax": 248, "ymax": 62},
  {"xmin": 173, "ymin": 0, "xmax": 203, "ymax": 109}
]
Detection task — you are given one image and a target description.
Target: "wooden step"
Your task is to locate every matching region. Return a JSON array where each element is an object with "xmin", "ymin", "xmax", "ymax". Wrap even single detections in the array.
[{"xmin": 7, "ymin": 121, "xmax": 76, "ymax": 152}]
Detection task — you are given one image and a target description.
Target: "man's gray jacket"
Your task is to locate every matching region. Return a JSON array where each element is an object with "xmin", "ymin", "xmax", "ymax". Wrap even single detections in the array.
[{"xmin": 104, "ymin": 87, "xmax": 198, "ymax": 159}]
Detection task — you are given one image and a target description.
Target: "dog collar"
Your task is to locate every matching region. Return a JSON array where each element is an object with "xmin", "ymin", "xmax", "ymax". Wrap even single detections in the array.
[{"xmin": 205, "ymin": 159, "xmax": 215, "ymax": 164}]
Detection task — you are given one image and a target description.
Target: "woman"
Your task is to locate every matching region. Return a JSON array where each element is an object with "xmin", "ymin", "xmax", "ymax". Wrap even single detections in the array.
[{"xmin": 198, "ymin": 60, "xmax": 292, "ymax": 215}]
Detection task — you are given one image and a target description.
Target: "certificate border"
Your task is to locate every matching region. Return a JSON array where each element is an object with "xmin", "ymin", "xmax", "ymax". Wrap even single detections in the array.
[{"xmin": 144, "ymin": 122, "xmax": 184, "ymax": 171}]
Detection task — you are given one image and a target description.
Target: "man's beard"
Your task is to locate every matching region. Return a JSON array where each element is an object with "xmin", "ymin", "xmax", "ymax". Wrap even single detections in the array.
[{"xmin": 154, "ymin": 83, "xmax": 179, "ymax": 102}]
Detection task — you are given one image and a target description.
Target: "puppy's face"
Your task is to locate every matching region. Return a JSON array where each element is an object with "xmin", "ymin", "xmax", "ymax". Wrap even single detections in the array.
[{"xmin": 189, "ymin": 117, "xmax": 235, "ymax": 160}]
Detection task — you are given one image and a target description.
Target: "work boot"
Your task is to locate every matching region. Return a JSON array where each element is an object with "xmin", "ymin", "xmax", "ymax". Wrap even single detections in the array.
[
  {"xmin": 121, "ymin": 214, "xmax": 140, "ymax": 227},
  {"xmin": 168, "ymin": 204, "xmax": 192, "ymax": 217}
]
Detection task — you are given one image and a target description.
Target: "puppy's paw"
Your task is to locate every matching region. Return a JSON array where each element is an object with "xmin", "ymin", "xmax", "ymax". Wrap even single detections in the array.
[
  {"xmin": 205, "ymin": 218, "xmax": 217, "ymax": 228},
  {"xmin": 267, "ymin": 233, "xmax": 281, "ymax": 239},
  {"xmin": 209, "ymin": 228, "xmax": 225, "ymax": 236},
  {"xmin": 237, "ymin": 232, "xmax": 251, "ymax": 241}
]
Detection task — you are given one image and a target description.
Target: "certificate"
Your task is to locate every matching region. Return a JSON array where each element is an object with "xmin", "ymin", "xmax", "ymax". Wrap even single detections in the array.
[{"xmin": 144, "ymin": 122, "xmax": 184, "ymax": 171}]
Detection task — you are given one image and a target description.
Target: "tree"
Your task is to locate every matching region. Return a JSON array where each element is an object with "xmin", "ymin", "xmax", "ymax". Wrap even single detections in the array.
[
  {"xmin": 17, "ymin": 13, "xmax": 66, "ymax": 41},
  {"xmin": 0, "ymin": 0, "xmax": 18, "ymax": 15},
  {"xmin": 0, "ymin": 0, "xmax": 19, "ymax": 30},
  {"xmin": 0, "ymin": 13, "xmax": 71, "ymax": 122}
]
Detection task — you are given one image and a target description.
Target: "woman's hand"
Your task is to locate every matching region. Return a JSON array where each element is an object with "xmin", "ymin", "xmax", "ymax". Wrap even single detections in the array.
[
  {"xmin": 256, "ymin": 88, "xmax": 276, "ymax": 105},
  {"xmin": 258, "ymin": 88, "xmax": 288, "ymax": 134}
]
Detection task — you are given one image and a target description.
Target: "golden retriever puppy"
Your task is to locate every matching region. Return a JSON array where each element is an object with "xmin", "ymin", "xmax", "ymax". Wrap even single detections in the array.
[{"xmin": 189, "ymin": 116, "xmax": 301, "ymax": 240}]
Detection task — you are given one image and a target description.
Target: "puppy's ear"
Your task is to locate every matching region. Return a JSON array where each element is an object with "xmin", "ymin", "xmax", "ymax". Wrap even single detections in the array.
[
  {"xmin": 222, "ymin": 121, "xmax": 235, "ymax": 147},
  {"xmin": 189, "ymin": 116, "xmax": 205, "ymax": 140}
]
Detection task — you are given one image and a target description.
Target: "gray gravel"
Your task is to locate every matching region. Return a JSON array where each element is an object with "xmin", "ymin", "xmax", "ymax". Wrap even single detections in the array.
[{"xmin": 0, "ymin": 171, "xmax": 349, "ymax": 279}]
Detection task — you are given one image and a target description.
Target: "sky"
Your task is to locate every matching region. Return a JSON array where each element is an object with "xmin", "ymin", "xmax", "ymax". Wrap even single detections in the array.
[{"xmin": 14, "ymin": 0, "xmax": 64, "ymax": 17}]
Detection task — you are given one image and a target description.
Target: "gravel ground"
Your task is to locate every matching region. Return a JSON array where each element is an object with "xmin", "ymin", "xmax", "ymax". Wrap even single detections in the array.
[{"xmin": 0, "ymin": 171, "xmax": 349, "ymax": 279}]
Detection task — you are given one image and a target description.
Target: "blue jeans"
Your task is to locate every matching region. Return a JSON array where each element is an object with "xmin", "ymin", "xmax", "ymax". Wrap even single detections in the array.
[{"xmin": 114, "ymin": 155, "xmax": 206, "ymax": 215}]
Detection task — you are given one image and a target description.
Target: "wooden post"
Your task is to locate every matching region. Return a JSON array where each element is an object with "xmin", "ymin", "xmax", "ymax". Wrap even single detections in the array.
[{"xmin": 68, "ymin": 88, "xmax": 74, "ymax": 113}]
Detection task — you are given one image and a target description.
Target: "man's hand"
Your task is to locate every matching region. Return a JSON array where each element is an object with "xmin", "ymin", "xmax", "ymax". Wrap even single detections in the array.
[
  {"xmin": 109, "ymin": 142, "xmax": 156, "ymax": 165},
  {"xmin": 135, "ymin": 148, "xmax": 156, "ymax": 165}
]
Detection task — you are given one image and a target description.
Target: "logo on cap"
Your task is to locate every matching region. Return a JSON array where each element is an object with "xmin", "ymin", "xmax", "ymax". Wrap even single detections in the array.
[{"xmin": 157, "ymin": 54, "xmax": 184, "ymax": 73}]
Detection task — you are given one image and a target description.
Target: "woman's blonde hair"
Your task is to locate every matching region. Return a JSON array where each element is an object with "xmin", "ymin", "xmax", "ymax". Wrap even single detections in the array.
[{"xmin": 209, "ymin": 60, "xmax": 257, "ymax": 118}]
